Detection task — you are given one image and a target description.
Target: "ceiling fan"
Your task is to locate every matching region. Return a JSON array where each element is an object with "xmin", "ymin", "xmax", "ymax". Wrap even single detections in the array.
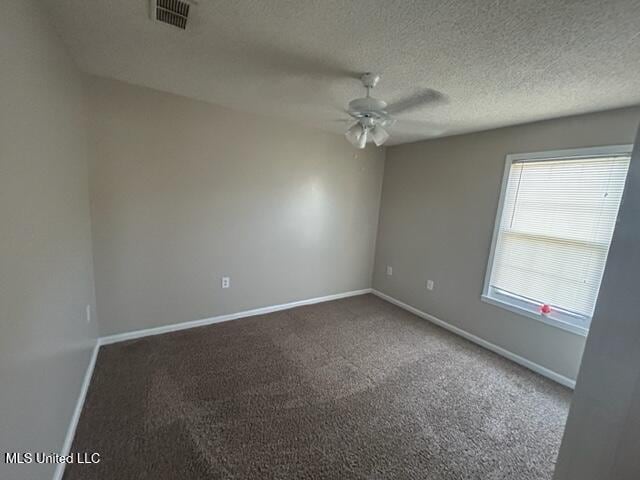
[{"xmin": 343, "ymin": 73, "xmax": 444, "ymax": 148}]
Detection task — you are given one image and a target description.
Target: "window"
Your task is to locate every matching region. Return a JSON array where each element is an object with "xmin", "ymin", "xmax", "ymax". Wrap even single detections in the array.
[{"xmin": 482, "ymin": 145, "xmax": 632, "ymax": 335}]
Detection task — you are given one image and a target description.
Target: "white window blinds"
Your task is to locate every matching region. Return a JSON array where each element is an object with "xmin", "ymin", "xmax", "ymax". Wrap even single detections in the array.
[{"xmin": 488, "ymin": 153, "xmax": 630, "ymax": 320}]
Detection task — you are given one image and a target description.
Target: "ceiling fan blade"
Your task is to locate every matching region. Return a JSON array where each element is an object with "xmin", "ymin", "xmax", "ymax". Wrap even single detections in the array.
[
  {"xmin": 388, "ymin": 118, "xmax": 446, "ymax": 137},
  {"xmin": 385, "ymin": 89, "xmax": 447, "ymax": 115},
  {"xmin": 329, "ymin": 117, "xmax": 357, "ymax": 126}
]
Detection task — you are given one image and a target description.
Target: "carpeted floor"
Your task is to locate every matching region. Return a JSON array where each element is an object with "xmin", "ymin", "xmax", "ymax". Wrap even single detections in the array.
[{"xmin": 65, "ymin": 294, "xmax": 571, "ymax": 479}]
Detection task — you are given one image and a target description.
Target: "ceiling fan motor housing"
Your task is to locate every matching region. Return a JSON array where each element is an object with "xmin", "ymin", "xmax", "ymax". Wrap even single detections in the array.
[{"xmin": 348, "ymin": 96, "xmax": 388, "ymax": 117}]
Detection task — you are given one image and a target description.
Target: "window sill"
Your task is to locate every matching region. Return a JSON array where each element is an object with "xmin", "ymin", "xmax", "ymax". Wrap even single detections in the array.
[{"xmin": 481, "ymin": 294, "xmax": 589, "ymax": 337}]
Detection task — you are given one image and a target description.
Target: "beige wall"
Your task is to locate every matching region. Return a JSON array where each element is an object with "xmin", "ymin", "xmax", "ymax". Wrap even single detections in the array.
[
  {"xmin": 0, "ymin": 1, "xmax": 98, "ymax": 480},
  {"xmin": 373, "ymin": 106, "xmax": 640, "ymax": 381},
  {"xmin": 88, "ymin": 77, "xmax": 385, "ymax": 336},
  {"xmin": 554, "ymin": 126, "xmax": 640, "ymax": 479}
]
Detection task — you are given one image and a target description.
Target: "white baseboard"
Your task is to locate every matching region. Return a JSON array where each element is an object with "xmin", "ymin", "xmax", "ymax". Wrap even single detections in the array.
[
  {"xmin": 99, "ymin": 288, "xmax": 373, "ymax": 346},
  {"xmin": 53, "ymin": 340, "xmax": 100, "ymax": 480},
  {"xmin": 54, "ymin": 286, "xmax": 572, "ymax": 480},
  {"xmin": 372, "ymin": 289, "xmax": 576, "ymax": 389}
]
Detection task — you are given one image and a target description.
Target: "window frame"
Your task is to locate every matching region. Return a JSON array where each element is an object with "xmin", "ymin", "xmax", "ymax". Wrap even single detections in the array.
[{"xmin": 481, "ymin": 144, "xmax": 633, "ymax": 337}]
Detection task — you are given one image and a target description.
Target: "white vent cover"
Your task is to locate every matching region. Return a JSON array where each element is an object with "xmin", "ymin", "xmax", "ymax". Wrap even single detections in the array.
[{"xmin": 150, "ymin": 0, "xmax": 192, "ymax": 30}]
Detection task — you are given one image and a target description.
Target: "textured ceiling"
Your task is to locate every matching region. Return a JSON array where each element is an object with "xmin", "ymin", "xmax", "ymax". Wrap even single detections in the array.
[{"xmin": 42, "ymin": 0, "xmax": 640, "ymax": 145}]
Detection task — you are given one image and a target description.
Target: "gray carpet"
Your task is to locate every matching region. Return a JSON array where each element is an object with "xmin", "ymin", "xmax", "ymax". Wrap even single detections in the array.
[{"xmin": 65, "ymin": 294, "xmax": 571, "ymax": 479}]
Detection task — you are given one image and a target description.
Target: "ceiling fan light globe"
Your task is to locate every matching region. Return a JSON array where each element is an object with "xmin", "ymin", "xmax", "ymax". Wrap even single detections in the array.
[
  {"xmin": 356, "ymin": 128, "xmax": 368, "ymax": 149},
  {"xmin": 380, "ymin": 117, "xmax": 396, "ymax": 128},
  {"xmin": 345, "ymin": 123, "xmax": 364, "ymax": 147},
  {"xmin": 371, "ymin": 125, "xmax": 390, "ymax": 146}
]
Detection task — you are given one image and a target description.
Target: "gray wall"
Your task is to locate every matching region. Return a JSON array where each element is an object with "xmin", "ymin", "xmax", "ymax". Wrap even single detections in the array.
[
  {"xmin": 88, "ymin": 77, "xmax": 385, "ymax": 336},
  {"xmin": 553, "ymin": 125, "xmax": 640, "ymax": 479},
  {"xmin": 373, "ymin": 106, "xmax": 640, "ymax": 381},
  {"xmin": 0, "ymin": 1, "xmax": 98, "ymax": 479}
]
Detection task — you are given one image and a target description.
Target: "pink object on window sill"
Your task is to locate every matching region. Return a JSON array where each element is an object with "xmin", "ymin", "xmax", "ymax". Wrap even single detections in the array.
[{"xmin": 539, "ymin": 304, "xmax": 552, "ymax": 315}]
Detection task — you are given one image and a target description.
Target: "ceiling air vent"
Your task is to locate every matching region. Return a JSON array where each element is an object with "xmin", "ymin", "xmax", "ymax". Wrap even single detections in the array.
[{"xmin": 151, "ymin": 0, "xmax": 191, "ymax": 30}]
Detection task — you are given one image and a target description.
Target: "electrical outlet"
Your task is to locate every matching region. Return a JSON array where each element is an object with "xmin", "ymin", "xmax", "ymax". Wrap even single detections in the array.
[
  {"xmin": 86, "ymin": 304, "xmax": 91, "ymax": 324},
  {"xmin": 426, "ymin": 280, "xmax": 435, "ymax": 291},
  {"xmin": 221, "ymin": 276, "xmax": 230, "ymax": 289},
  {"xmin": 386, "ymin": 266, "xmax": 393, "ymax": 276}
]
